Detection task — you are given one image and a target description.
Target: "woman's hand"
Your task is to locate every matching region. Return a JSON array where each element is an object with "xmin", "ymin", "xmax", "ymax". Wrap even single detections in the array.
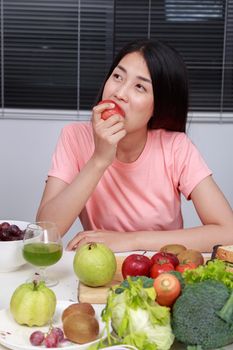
[
  {"xmin": 65, "ymin": 229, "xmax": 135, "ymax": 253},
  {"xmin": 91, "ymin": 101, "xmax": 126, "ymax": 167}
]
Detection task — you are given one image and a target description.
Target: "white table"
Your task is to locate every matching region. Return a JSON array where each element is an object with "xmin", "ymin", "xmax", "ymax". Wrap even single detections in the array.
[{"xmin": 0, "ymin": 251, "xmax": 232, "ymax": 350}]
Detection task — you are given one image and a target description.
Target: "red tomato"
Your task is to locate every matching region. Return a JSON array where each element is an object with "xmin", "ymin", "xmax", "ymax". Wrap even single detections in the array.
[
  {"xmin": 150, "ymin": 252, "xmax": 179, "ymax": 268},
  {"xmin": 153, "ymin": 273, "xmax": 181, "ymax": 306},
  {"xmin": 121, "ymin": 254, "xmax": 152, "ymax": 279},
  {"xmin": 98, "ymin": 99, "xmax": 125, "ymax": 120},
  {"xmin": 175, "ymin": 262, "xmax": 197, "ymax": 273},
  {"xmin": 150, "ymin": 262, "xmax": 174, "ymax": 278}
]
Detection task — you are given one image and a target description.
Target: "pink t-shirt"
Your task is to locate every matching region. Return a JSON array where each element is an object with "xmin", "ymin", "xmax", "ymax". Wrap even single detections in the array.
[{"xmin": 48, "ymin": 122, "xmax": 212, "ymax": 232}]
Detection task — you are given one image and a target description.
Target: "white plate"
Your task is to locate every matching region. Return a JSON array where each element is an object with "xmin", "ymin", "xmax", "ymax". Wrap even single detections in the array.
[{"xmin": 0, "ymin": 300, "xmax": 107, "ymax": 350}]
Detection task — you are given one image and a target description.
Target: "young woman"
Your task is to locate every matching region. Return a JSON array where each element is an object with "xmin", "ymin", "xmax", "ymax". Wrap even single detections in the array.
[{"xmin": 36, "ymin": 39, "xmax": 233, "ymax": 252}]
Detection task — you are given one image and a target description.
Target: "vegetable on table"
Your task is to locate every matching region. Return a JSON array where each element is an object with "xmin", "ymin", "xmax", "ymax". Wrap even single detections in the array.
[
  {"xmin": 150, "ymin": 262, "xmax": 174, "ymax": 278},
  {"xmin": 90, "ymin": 276, "xmax": 175, "ymax": 350},
  {"xmin": 153, "ymin": 273, "xmax": 181, "ymax": 307},
  {"xmin": 172, "ymin": 279, "xmax": 233, "ymax": 349},
  {"xmin": 167, "ymin": 270, "xmax": 185, "ymax": 290},
  {"xmin": 183, "ymin": 258, "xmax": 233, "ymax": 289},
  {"xmin": 175, "ymin": 262, "xmax": 197, "ymax": 274}
]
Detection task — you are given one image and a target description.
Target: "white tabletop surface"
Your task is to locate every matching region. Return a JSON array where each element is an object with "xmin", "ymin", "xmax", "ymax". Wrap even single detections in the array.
[{"xmin": 0, "ymin": 251, "xmax": 232, "ymax": 350}]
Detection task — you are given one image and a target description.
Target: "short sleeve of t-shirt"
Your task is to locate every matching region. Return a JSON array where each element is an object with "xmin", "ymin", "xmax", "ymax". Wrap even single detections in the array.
[
  {"xmin": 48, "ymin": 122, "xmax": 94, "ymax": 184},
  {"xmin": 173, "ymin": 133, "xmax": 212, "ymax": 199}
]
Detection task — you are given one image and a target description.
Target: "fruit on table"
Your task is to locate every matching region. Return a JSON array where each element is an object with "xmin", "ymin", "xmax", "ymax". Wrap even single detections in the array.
[
  {"xmin": 150, "ymin": 251, "xmax": 179, "ymax": 268},
  {"xmin": 62, "ymin": 301, "xmax": 99, "ymax": 344},
  {"xmin": 0, "ymin": 221, "xmax": 25, "ymax": 241},
  {"xmin": 175, "ymin": 261, "xmax": 197, "ymax": 273},
  {"xmin": 121, "ymin": 253, "xmax": 152, "ymax": 279},
  {"xmin": 62, "ymin": 302, "xmax": 95, "ymax": 322},
  {"xmin": 177, "ymin": 249, "xmax": 204, "ymax": 266},
  {"xmin": 30, "ymin": 327, "xmax": 64, "ymax": 347},
  {"xmin": 73, "ymin": 242, "xmax": 117, "ymax": 287},
  {"xmin": 160, "ymin": 244, "xmax": 187, "ymax": 256},
  {"xmin": 10, "ymin": 281, "xmax": 56, "ymax": 326},
  {"xmin": 150, "ymin": 262, "xmax": 174, "ymax": 278},
  {"xmin": 98, "ymin": 99, "xmax": 125, "ymax": 120},
  {"xmin": 63, "ymin": 312, "xmax": 99, "ymax": 344}
]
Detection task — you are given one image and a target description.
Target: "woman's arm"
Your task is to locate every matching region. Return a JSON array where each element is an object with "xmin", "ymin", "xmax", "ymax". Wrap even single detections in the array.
[
  {"xmin": 66, "ymin": 176, "xmax": 233, "ymax": 253},
  {"xmin": 37, "ymin": 103, "xmax": 126, "ymax": 234},
  {"xmin": 36, "ymin": 156, "xmax": 108, "ymax": 234}
]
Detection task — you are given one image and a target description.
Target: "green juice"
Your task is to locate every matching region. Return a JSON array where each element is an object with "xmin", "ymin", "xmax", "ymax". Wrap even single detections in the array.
[{"xmin": 23, "ymin": 242, "xmax": 63, "ymax": 267}]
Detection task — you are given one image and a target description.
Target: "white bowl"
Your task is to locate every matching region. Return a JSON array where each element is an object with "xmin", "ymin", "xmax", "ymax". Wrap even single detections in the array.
[{"xmin": 0, "ymin": 220, "xmax": 30, "ymax": 272}]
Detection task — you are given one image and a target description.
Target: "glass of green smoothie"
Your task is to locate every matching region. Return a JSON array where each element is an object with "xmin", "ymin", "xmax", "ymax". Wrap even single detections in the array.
[{"xmin": 23, "ymin": 221, "xmax": 63, "ymax": 287}]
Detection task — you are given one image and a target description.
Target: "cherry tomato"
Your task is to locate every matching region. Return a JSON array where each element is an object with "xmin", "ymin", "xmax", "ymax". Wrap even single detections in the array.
[
  {"xmin": 98, "ymin": 99, "xmax": 125, "ymax": 120},
  {"xmin": 153, "ymin": 273, "xmax": 181, "ymax": 306},
  {"xmin": 150, "ymin": 262, "xmax": 174, "ymax": 278},
  {"xmin": 175, "ymin": 262, "xmax": 197, "ymax": 273},
  {"xmin": 150, "ymin": 252, "xmax": 179, "ymax": 268}
]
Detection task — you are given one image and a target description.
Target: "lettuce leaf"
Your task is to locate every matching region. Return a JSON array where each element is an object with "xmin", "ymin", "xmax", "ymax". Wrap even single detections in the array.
[{"xmin": 183, "ymin": 259, "xmax": 233, "ymax": 289}]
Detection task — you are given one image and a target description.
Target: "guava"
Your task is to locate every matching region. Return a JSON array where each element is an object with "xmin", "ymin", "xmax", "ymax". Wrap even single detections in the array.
[
  {"xmin": 73, "ymin": 243, "xmax": 117, "ymax": 287},
  {"xmin": 10, "ymin": 281, "xmax": 56, "ymax": 326}
]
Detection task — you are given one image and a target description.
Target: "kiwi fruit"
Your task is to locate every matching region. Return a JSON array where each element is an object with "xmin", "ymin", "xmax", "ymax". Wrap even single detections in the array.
[
  {"xmin": 177, "ymin": 249, "xmax": 204, "ymax": 266},
  {"xmin": 63, "ymin": 313, "xmax": 99, "ymax": 344},
  {"xmin": 62, "ymin": 302, "xmax": 95, "ymax": 322},
  {"xmin": 160, "ymin": 244, "xmax": 187, "ymax": 256}
]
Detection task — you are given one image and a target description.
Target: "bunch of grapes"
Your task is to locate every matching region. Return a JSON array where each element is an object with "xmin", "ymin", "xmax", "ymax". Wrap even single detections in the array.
[
  {"xmin": 0, "ymin": 222, "xmax": 25, "ymax": 241},
  {"xmin": 30, "ymin": 327, "xmax": 65, "ymax": 348}
]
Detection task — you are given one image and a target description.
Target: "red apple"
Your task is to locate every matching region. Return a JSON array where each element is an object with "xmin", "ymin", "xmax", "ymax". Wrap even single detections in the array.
[
  {"xmin": 121, "ymin": 253, "xmax": 151, "ymax": 279},
  {"xmin": 150, "ymin": 252, "xmax": 179, "ymax": 268},
  {"xmin": 98, "ymin": 99, "xmax": 125, "ymax": 120}
]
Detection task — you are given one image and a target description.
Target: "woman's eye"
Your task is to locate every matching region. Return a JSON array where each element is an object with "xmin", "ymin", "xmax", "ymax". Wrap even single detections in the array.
[
  {"xmin": 136, "ymin": 84, "xmax": 146, "ymax": 92},
  {"xmin": 113, "ymin": 73, "xmax": 122, "ymax": 81}
]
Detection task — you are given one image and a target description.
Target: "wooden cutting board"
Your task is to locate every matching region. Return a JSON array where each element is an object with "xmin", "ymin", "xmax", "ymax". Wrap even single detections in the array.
[
  {"xmin": 77, "ymin": 254, "xmax": 211, "ymax": 304},
  {"xmin": 78, "ymin": 256, "xmax": 125, "ymax": 304}
]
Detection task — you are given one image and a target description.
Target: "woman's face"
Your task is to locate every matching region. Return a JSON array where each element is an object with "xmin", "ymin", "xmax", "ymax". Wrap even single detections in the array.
[{"xmin": 102, "ymin": 51, "xmax": 154, "ymax": 133}]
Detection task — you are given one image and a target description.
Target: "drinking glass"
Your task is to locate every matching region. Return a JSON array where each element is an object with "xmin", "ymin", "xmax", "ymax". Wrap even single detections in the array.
[{"xmin": 22, "ymin": 221, "xmax": 63, "ymax": 287}]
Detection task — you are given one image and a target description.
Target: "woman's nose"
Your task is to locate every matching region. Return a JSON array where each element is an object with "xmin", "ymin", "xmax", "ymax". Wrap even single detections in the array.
[{"xmin": 114, "ymin": 85, "xmax": 129, "ymax": 102}]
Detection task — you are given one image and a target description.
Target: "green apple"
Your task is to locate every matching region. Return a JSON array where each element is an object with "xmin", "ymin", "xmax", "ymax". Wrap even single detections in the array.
[
  {"xmin": 73, "ymin": 243, "xmax": 117, "ymax": 287},
  {"xmin": 10, "ymin": 281, "xmax": 56, "ymax": 326}
]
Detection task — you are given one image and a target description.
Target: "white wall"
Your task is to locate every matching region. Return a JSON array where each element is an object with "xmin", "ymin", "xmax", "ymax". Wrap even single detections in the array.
[{"xmin": 1, "ymin": 119, "xmax": 233, "ymax": 246}]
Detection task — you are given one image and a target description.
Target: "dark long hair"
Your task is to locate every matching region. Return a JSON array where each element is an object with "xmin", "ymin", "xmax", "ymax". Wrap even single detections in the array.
[{"xmin": 96, "ymin": 39, "xmax": 189, "ymax": 132}]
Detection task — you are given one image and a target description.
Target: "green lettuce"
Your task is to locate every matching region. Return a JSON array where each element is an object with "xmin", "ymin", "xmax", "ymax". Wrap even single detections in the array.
[
  {"xmin": 183, "ymin": 259, "xmax": 233, "ymax": 289},
  {"xmin": 89, "ymin": 276, "xmax": 175, "ymax": 350}
]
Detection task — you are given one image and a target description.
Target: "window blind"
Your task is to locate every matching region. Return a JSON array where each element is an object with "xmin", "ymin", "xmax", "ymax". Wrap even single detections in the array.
[{"xmin": 0, "ymin": 0, "xmax": 232, "ymax": 122}]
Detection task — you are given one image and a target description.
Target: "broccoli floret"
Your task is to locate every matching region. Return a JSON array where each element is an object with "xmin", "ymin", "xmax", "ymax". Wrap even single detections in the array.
[
  {"xmin": 217, "ymin": 288, "xmax": 233, "ymax": 324},
  {"xmin": 172, "ymin": 280, "xmax": 233, "ymax": 349}
]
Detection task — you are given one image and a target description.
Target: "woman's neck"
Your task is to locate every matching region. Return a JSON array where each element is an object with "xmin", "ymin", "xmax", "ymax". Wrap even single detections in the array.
[{"xmin": 116, "ymin": 128, "xmax": 148, "ymax": 163}]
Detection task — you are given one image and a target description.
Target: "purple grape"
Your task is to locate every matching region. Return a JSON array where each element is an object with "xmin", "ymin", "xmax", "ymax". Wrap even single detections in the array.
[
  {"xmin": 0, "ymin": 221, "xmax": 25, "ymax": 241},
  {"xmin": 10, "ymin": 224, "xmax": 20, "ymax": 234},
  {"xmin": 30, "ymin": 331, "xmax": 45, "ymax": 346},
  {"xmin": 1, "ymin": 222, "xmax": 10, "ymax": 230},
  {"xmin": 51, "ymin": 327, "xmax": 64, "ymax": 342},
  {"xmin": 44, "ymin": 333, "xmax": 59, "ymax": 348}
]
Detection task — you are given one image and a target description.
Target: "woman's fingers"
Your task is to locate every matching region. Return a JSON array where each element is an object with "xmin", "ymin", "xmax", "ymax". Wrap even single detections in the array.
[
  {"xmin": 65, "ymin": 230, "xmax": 101, "ymax": 251},
  {"xmin": 92, "ymin": 102, "xmax": 115, "ymax": 123}
]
